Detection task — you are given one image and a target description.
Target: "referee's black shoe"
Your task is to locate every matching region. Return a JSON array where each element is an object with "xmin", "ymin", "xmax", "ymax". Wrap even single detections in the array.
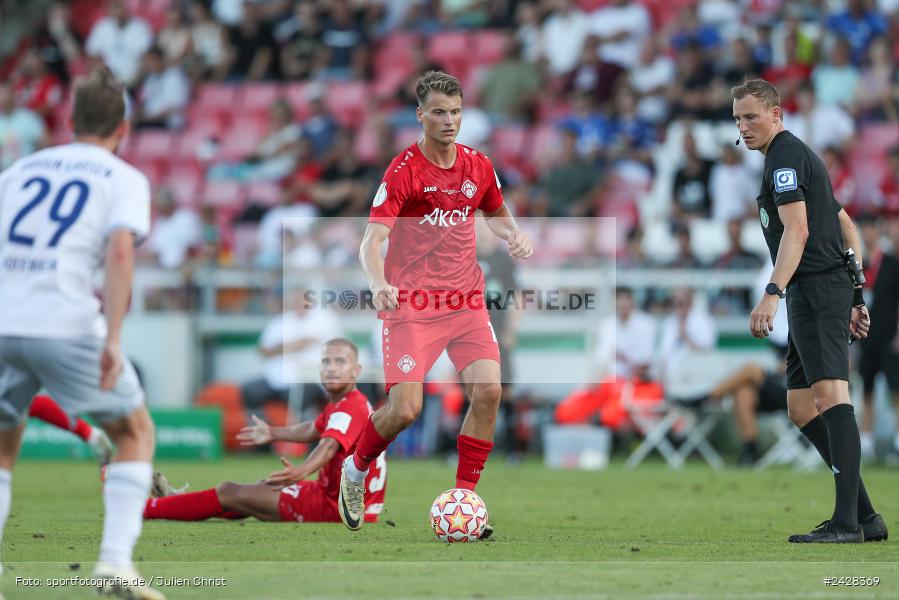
[
  {"xmin": 860, "ymin": 513, "xmax": 888, "ymax": 542},
  {"xmin": 788, "ymin": 520, "xmax": 864, "ymax": 543}
]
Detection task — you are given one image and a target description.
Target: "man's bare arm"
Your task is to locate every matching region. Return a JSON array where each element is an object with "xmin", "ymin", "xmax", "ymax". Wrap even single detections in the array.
[
  {"xmin": 769, "ymin": 202, "xmax": 809, "ymax": 290},
  {"xmin": 100, "ymin": 230, "xmax": 135, "ymax": 390},
  {"xmin": 838, "ymin": 208, "xmax": 862, "ymax": 267},
  {"xmin": 359, "ymin": 222, "xmax": 399, "ymax": 310},
  {"xmin": 482, "ymin": 203, "xmax": 533, "ymax": 259}
]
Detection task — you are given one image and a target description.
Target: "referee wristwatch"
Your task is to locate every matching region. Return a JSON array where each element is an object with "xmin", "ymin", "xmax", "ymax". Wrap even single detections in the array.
[{"xmin": 765, "ymin": 283, "xmax": 786, "ymax": 298}]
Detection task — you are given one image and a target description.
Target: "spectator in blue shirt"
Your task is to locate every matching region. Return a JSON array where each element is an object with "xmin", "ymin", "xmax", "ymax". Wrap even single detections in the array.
[{"xmin": 826, "ymin": 0, "xmax": 887, "ymax": 64}]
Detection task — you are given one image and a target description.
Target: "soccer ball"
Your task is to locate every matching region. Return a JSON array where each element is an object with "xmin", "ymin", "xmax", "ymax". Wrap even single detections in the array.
[{"xmin": 429, "ymin": 488, "xmax": 488, "ymax": 543}]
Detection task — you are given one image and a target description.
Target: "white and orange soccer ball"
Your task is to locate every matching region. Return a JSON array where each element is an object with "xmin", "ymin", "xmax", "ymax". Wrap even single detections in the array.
[{"xmin": 429, "ymin": 488, "xmax": 488, "ymax": 543}]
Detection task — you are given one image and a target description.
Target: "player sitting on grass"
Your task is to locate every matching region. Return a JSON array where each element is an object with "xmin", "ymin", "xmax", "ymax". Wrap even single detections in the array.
[
  {"xmin": 28, "ymin": 395, "xmax": 113, "ymax": 464},
  {"xmin": 144, "ymin": 338, "xmax": 387, "ymax": 524}
]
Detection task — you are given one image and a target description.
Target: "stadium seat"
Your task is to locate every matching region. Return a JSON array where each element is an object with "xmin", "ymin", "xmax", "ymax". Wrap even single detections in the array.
[
  {"xmin": 857, "ymin": 123, "xmax": 899, "ymax": 157},
  {"xmin": 216, "ymin": 119, "xmax": 267, "ymax": 161},
  {"xmin": 195, "ymin": 383, "xmax": 244, "ymax": 452},
  {"xmin": 325, "ymin": 81, "xmax": 368, "ymax": 129},
  {"xmin": 133, "ymin": 130, "xmax": 177, "ymax": 161},
  {"xmin": 427, "ymin": 31, "xmax": 471, "ymax": 82},
  {"xmin": 245, "ymin": 182, "xmax": 282, "ymax": 206},
  {"xmin": 283, "ymin": 82, "xmax": 316, "ymax": 121},
  {"xmin": 394, "ymin": 126, "xmax": 423, "ymax": 151},
  {"xmin": 194, "ymin": 84, "xmax": 241, "ymax": 124},
  {"xmin": 527, "ymin": 125, "xmax": 562, "ymax": 170},
  {"xmin": 166, "ymin": 164, "xmax": 204, "ymax": 207},
  {"xmin": 352, "ymin": 123, "xmax": 381, "ymax": 164},
  {"xmin": 471, "ymin": 29, "xmax": 508, "ymax": 66},
  {"xmin": 240, "ymin": 83, "xmax": 284, "ymax": 113},
  {"xmin": 490, "ymin": 125, "xmax": 527, "ymax": 166},
  {"xmin": 689, "ymin": 219, "xmax": 729, "ymax": 265},
  {"xmin": 625, "ymin": 352, "xmax": 731, "ymax": 470},
  {"xmin": 203, "ymin": 181, "xmax": 244, "ymax": 208}
]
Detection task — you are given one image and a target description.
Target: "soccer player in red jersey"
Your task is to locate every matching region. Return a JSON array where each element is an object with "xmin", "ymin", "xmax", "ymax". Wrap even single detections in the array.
[
  {"xmin": 338, "ymin": 71, "xmax": 533, "ymax": 534},
  {"xmin": 143, "ymin": 338, "xmax": 387, "ymax": 524},
  {"xmin": 28, "ymin": 394, "xmax": 113, "ymax": 464}
]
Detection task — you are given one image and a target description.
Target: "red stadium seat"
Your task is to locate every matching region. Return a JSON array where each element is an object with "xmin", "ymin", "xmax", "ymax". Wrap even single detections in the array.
[
  {"xmin": 526, "ymin": 125, "xmax": 562, "ymax": 169},
  {"xmin": 133, "ymin": 130, "xmax": 176, "ymax": 160},
  {"xmin": 174, "ymin": 126, "xmax": 219, "ymax": 162},
  {"xmin": 195, "ymin": 84, "xmax": 241, "ymax": 115},
  {"xmin": 216, "ymin": 119, "xmax": 267, "ymax": 161},
  {"xmin": 283, "ymin": 83, "xmax": 316, "ymax": 121},
  {"xmin": 857, "ymin": 123, "xmax": 899, "ymax": 157},
  {"xmin": 491, "ymin": 125, "xmax": 527, "ymax": 165},
  {"xmin": 166, "ymin": 163, "xmax": 204, "ymax": 207},
  {"xmin": 394, "ymin": 126, "xmax": 423, "ymax": 152},
  {"xmin": 240, "ymin": 83, "xmax": 283, "ymax": 113},
  {"xmin": 203, "ymin": 181, "xmax": 244, "ymax": 208},
  {"xmin": 245, "ymin": 182, "xmax": 282, "ymax": 206},
  {"xmin": 325, "ymin": 81, "xmax": 368, "ymax": 129},
  {"xmin": 353, "ymin": 123, "xmax": 380, "ymax": 164},
  {"xmin": 427, "ymin": 31, "xmax": 471, "ymax": 81},
  {"xmin": 472, "ymin": 30, "xmax": 508, "ymax": 66}
]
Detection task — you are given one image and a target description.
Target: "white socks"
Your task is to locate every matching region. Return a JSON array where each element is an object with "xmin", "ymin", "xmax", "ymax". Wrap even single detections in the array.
[
  {"xmin": 98, "ymin": 462, "xmax": 151, "ymax": 567},
  {"xmin": 860, "ymin": 432, "xmax": 875, "ymax": 458},
  {"xmin": 0, "ymin": 469, "xmax": 10, "ymax": 575},
  {"xmin": 343, "ymin": 456, "xmax": 367, "ymax": 484}
]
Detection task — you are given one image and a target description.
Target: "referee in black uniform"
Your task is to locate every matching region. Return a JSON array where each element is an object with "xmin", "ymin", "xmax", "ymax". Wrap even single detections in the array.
[{"xmin": 732, "ymin": 79, "xmax": 887, "ymax": 543}]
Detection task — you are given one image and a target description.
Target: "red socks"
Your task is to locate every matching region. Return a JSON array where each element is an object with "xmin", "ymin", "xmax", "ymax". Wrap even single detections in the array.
[
  {"xmin": 352, "ymin": 417, "xmax": 393, "ymax": 472},
  {"xmin": 143, "ymin": 488, "xmax": 223, "ymax": 521},
  {"xmin": 29, "ymin": 395, "xmax": 93, "ymax": 441},
  {"xmin": 456, "ymin": 434, "xmax": 493, "ymax": 490}
]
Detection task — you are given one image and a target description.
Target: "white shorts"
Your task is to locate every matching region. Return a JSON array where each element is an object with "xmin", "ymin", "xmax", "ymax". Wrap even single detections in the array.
[{"xmin": 0, "ymin": 336, "xmax": 144, "ymax": 428}]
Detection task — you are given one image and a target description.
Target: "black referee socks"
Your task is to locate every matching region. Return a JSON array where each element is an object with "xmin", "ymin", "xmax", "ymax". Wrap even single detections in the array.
[
  {"xmin": 800, "ymin": 414, "xmax": 876, "ymax": 519},
  {"xmin": 800, "ymin": 413, "xmax": 875, "ymax": 523},
  {"xmin": 821, "ymin": 404, "xmax": 863, "ymax": 530}
]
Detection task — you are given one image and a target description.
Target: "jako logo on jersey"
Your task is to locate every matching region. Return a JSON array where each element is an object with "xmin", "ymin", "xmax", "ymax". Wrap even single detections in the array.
[
  {"xmin": 397, "ymin": 355, "xmax": 416, "ymax": 373},
  {"xmin": 760, "ymin": 207, "xmax": 770, "ymax": 229},
  {"xmin": 419, "ymin": 206, "xmax": 471, "ymax": 227},
  {"xmin": 461, "ymin": 179, "xmax": 477, "ymax": 199},
  {"xmin": 424, "ymin": 186, "xmax": 437, "ymax": 192},
  {"xmin": 373, "ymin": 182, "xmax": 387, "ymax": 207}
]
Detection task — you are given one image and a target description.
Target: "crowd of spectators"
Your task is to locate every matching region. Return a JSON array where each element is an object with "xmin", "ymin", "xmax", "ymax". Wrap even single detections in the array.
[{"xmin": 2, "ymin": 0, "xmax": 899, "ymax": 306}]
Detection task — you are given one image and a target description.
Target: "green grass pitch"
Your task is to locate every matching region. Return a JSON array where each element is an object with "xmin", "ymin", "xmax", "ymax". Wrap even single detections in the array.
[{"xmin": 2, "ymin": 456, "xmax": 896, "ymax": 599}]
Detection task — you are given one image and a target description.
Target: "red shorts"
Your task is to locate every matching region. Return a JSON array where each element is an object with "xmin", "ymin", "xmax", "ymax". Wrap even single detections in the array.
[
  {"xmin": 382, "ymin": 309, "xmax": 500, "ymax": 393},
  {"xmin": 278, "ymin": 481, "xmax": 382, "ymax": 523},
  {"xmin": 278, "ymin": 481, "xmax": 340, "ymax": 523}
]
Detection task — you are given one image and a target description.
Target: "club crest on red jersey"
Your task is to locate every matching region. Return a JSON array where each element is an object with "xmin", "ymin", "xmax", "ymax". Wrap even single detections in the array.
[{"xmin": 461, "ymin": 179, "xmax": 477, "ymax": 199}]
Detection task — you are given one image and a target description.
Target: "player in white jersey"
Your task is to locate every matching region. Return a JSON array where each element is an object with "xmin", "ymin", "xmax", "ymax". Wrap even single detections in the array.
[{"xmin": 0, "ymin": 68, "xmax": 163, "ymax": 600}]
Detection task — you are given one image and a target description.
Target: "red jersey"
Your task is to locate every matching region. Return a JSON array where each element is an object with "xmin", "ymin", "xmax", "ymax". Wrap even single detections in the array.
[
  {"xmin": 313, "ymin": 389, "xmax": 386, "ymax": 521},
  {"xmin": 369, "ymin": 142, "xmax": 504, "ymax": 321}
]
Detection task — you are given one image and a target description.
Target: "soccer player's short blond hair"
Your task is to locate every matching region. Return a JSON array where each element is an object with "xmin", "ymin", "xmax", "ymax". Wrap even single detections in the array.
[
  {"xmin": 731, "ymin": 78, "xmax": 781, "ymax": 111},
  {"xmin": 415, "ymin": 71, "xmax": 463, "ymax": 107},
  {"xmin": 72, "ymin": 66, "xmax": 125, "ymax": 138}
]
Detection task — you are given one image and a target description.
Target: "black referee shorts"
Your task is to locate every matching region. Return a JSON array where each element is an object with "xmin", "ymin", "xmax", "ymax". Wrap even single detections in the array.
[{"xmin": 785, "ymin": 270, "xmax": 853, "ymax": 390}]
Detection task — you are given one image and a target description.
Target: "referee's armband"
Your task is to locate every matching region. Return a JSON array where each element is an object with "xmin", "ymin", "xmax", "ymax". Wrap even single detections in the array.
[{"xmin": 853, "ymin": 287, "xmax": 865, "ymax": 307}]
